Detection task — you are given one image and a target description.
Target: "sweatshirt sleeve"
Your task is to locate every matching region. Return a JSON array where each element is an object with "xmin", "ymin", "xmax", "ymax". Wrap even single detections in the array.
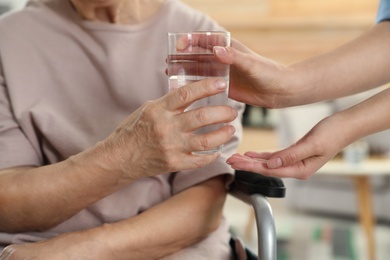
[{"xmin": 0, "ymin": 60, "xmax": 41, "ymax": 169}]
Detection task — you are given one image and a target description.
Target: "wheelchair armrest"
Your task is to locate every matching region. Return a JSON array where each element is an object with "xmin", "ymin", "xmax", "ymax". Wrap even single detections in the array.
[
  {"xmin": 229, "ymin": 170, "xmax": 286, "ymax": 199},
  {"xmin": 228, "ymin": 170, "xmax": 286, "ymax": 260}
]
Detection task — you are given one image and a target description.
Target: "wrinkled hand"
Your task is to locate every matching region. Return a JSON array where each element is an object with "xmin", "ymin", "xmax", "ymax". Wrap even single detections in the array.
[
  {"xmin": 0, "ymin": 232, "xmax": 109, "ymax": 260},
  {"xmin": 90, "ymin": 78, "xmax": 237, "ymax": 180},
  {"xmin": 213, "ymin": 39, "xmax": 293, "ymax": 108},
  {"xmin": 227, "ymin": 116, "xmax": 347, "ymax": 179}
]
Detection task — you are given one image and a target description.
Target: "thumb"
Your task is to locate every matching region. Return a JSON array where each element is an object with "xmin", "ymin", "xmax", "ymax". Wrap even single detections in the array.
[
  {"xmin": 267, "ymin": 142, "xmax": 317, "ymax": 169},
  {"xmin": 213, "ymin": 46, "xmax": 258, "ymax": 73}
]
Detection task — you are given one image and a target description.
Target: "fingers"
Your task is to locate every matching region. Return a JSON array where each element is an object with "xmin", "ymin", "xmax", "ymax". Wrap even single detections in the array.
[
  {"xmin": 268, "ymin": 141, "xmax": 321, "ymax": 169},
  {"xmin": 231, "ymin": 38, "xmax": 257, "ymax": 54},
  {"xmin": 187, "ymin": 124, "xmax": 236, "ymax": 153},
  {"xmin": 163, "ymin": 78, "xmax": 228, "ymax": 111},
  {"xmin": 213, "ymin": 46, "xmax": 259, "ymax": 71},
  {"xmin": 176, "ymin": 33, "xmax": 229, "ymax": 52},
  {"xmin": 244, "ymin": 151, "xmax": 274, "ymax": 160},
  {"xmin": 168, "ymin": 55, "xmax": 228, "ymax": 77},
  {"xmin": 180, "ymin": 105, "xmax": 237, "ymax": 132},
  {"xmin": 227, "ymin": 141, "xmax": 330, "ymax": 179},
  {"xmin": 180, "ymin": 152, "xmax": 221, "ymax": 170},
  {"xmin": 226, "ymin": 153, "xmax": 318, "ymax": 179},
  {"xmin": 226, "ymin": 153, "xmax": 271, "ymax": 174},
  {"xmin": 213, "ymin": 46, "xmax": 237, "ymax": 65},
  {"xmin": 241, "ymin": 139, "xmax": 320, "ymax": 170}
]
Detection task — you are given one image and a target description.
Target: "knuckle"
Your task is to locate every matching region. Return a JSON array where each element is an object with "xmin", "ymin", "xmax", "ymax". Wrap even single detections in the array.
[
  {"xmin": 158, "ymin": 146, "xmax": 179, "ymax": 170},
  {"xmin": 152, "ymin": 123, "xmax": 168, "ymax": 139},
  {"xmin": 176, "ymin": 87, "xmax": 192, "ymax": 104},
  {"xmin": 141, "ymin": 101, "xmax": 157, "ymax": 119},
  {"xmin": 226, "ymin": 107, "xmax": 238, "ymax": 120},
  {"xmin": 162, "ymin": 156, "xmax": 174, "ymax": 170},
  {"xmin": 282, "ymin": 153, "xmax": 298, "ymax": 166},
  {"xmin": 198, "ymin": 136, "xmax": 211, "ymax": 151},
  {"xmin": 194, "ymin": 110, "xmax": 208, "ymax": 125},
  {"xmin": 165, "ymin": 156, "xmax": 183, "ymax": 172}
]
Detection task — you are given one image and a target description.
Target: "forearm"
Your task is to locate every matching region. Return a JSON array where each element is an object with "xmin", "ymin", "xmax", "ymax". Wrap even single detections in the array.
[
  {"xmin": 99, "ymin": 176, "xmax": 227, "ymax": 259},
  {"xmin": 0, "ymin": 145, "xmax": 130, "ymax": 232},
  {"xmin": 0, "ymin": 80, "xmax": 237, "ymax": 233},
  {"xmin": 287, "ymin": 21, "xmax": 390, "ymax": 105},
  {"xmin": 332, "ymin": 87, "xmax": 390, "ymax": 145},
  {"xmin": 0, "ymin": 176, "xmax": 228, "ymax": 259}
]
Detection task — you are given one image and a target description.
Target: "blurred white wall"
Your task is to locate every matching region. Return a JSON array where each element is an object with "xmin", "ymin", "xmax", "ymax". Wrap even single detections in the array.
[
  {"xmin": 0, "ymin": 0, "xmax": 28, "ymax": 10},
  {"xmin": 14, "ymin": 0, "xmax": 29, "ymax": 10}
]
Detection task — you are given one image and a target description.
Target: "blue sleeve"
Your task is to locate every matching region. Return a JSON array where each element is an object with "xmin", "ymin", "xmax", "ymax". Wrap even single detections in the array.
[{"xmin": 377, "ymin": 0, "xmax": 390, "ymax": 23}]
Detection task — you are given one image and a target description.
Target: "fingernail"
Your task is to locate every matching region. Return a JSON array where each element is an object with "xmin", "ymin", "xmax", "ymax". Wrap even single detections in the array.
[
  {"xmin": 214, "ymin": 46, "xmax": 227, "ymax": 57},
  {"xmin": 176, "ymin": 38, "xmax": 187, "ymax": 50},
  {"xmin": 215, "ymin": 79, "xmax": 227, "ymax": 90},
  {"xmin": 267, "ymin": 157, "xmax": 282, "ymax": 169}
]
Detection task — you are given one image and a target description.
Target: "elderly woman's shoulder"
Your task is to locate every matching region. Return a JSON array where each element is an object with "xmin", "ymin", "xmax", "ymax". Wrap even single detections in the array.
[
  {"xmin": 165, "ymin": 0, "xmax": 221, "ymax": 31},
  {"xmin": 0, "ymin": 0, "xmax": 51, "ymax": 30}
]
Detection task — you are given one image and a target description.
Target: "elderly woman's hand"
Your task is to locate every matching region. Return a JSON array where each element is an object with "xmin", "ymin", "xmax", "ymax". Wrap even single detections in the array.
[{"xmin": 77, "ymin": 78, "xmax": 237, "ymax": 181}]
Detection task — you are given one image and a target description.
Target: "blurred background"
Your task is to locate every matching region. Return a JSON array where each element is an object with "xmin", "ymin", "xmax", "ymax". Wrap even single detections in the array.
[
  {"xmin": 0, "ymin": 0, "xmax": 27, "ymax": 12},
  {"xmin": 2, "ymin": 0, "xmax": 390, "ymax": 259},
  {"xmin": 179, "ymin": 1, "xmax": 390, "ymax": 260}
]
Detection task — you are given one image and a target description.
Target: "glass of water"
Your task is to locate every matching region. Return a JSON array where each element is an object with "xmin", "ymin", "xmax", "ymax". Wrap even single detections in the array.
[{"xmin": 167, "ymin": 31, "xmax": 231, "ymax": 154}]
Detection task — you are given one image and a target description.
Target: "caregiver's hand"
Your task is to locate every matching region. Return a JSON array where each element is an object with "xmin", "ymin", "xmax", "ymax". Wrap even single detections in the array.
[
  {"xmin": 227, "ymin": 115, "xmax": 345, "ymax": 179},
  {"xmin": 174, "ymin": 37, "xmax": 293, "ymax": 108},
  {"xmin": 214, "ymin": 39, "xmax": 294, "ymax": 108}
]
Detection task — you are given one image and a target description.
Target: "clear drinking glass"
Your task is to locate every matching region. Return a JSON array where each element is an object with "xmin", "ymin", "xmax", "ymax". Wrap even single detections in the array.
[{"xmin": 167, "ymin": 31, "xmax": 231, "ymax": 154}]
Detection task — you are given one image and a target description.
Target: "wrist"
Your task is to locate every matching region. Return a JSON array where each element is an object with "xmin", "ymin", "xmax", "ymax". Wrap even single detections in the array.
[
  {"xmin": 66, "ymin": 227, "xmax": 116, "ymax": 260},
  {"xmin": 67, "ymin": 142, "xmax": 133, "ymax": 192},
  {"xmin": 276, "ymin": 65, "xmax": 306, "ymax": 108},
  {"xmin": 325, "ymin": 112, "xmax": 360, "ymax": 150}
]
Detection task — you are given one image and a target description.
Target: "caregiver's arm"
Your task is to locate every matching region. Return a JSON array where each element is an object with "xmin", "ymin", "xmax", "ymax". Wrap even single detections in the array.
[
  {"xmin": 227, "ymin": 87, "xmax": 390, "ymax": 179},
  {"xmin": 215, "ymin": 21, "xmax": 390, "ymax": 108},
  {"xmin": 286, "ymin": 21, "xmax": 390, "ymax": 105}
]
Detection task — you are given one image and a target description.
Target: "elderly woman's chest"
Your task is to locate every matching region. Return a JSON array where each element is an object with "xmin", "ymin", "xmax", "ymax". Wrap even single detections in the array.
[
  {"xmin": 6, "ymin": 35, "xmax": 169, "ymax": 155},
  {"xmin": 8, "ymin": 37, "xmax": 168, "ymax": 106}
]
